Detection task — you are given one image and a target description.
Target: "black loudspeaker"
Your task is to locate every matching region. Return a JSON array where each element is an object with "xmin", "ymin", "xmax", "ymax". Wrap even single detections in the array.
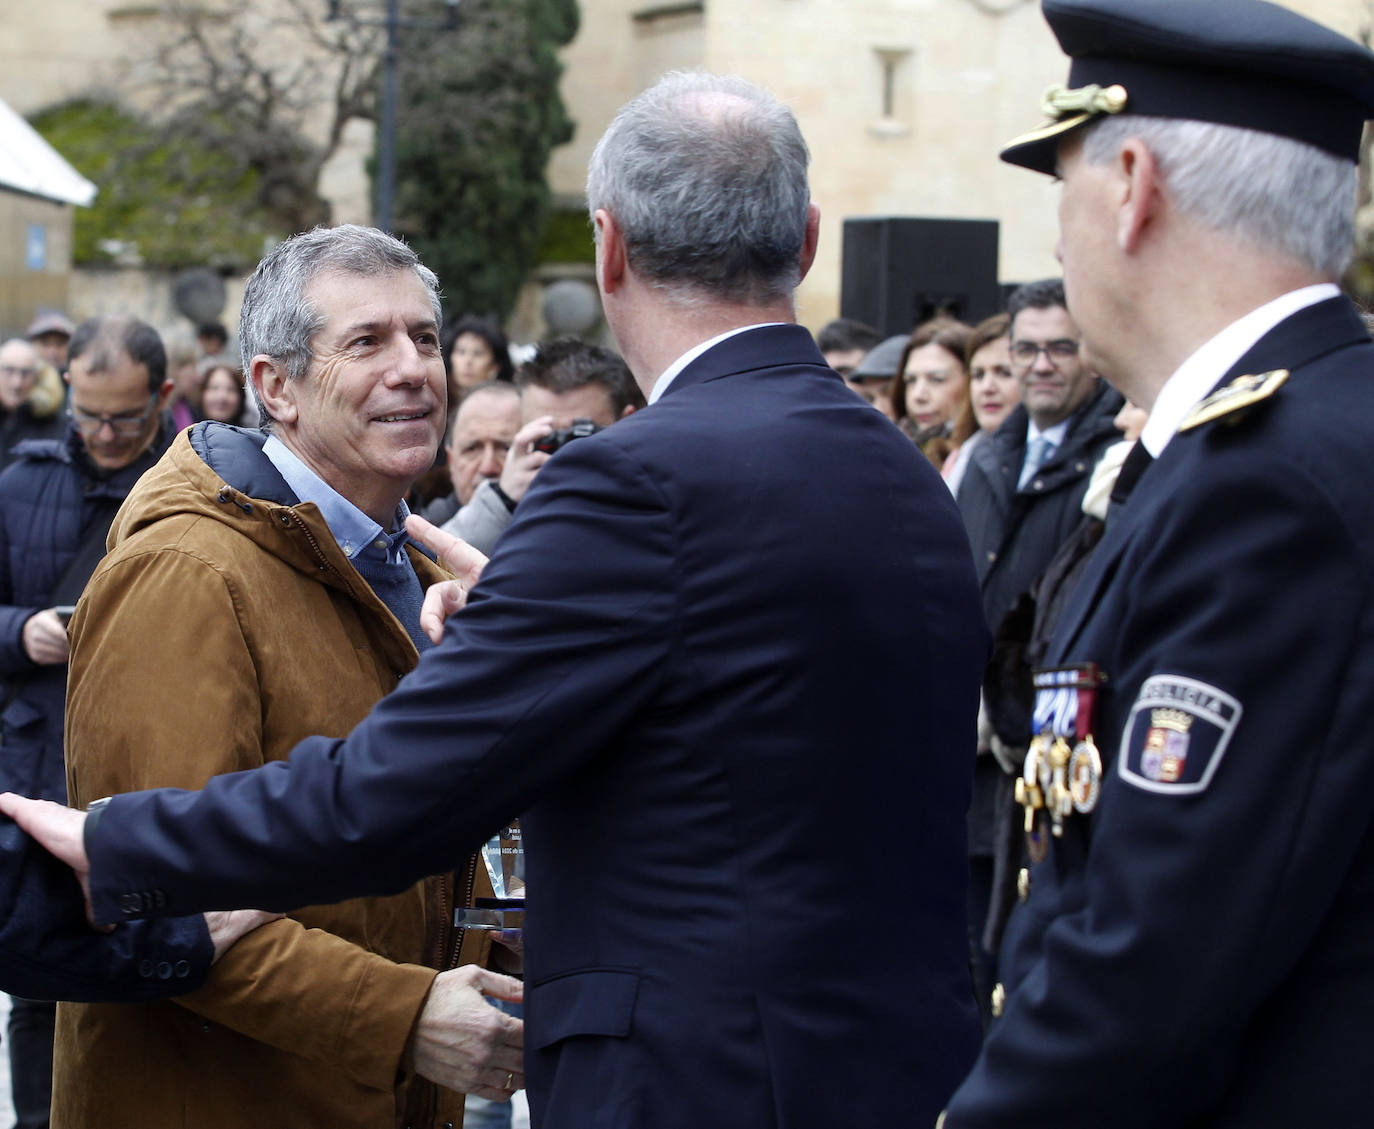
[{"xmin": 840, "ymin": 217, "xmax": 1001, "ymax": 335}]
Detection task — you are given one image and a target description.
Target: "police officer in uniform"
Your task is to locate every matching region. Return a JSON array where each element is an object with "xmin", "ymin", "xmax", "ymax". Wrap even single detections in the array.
[{"xmin": 940, "ymin": 2, "xmax": 1374, "ymax": 1126}]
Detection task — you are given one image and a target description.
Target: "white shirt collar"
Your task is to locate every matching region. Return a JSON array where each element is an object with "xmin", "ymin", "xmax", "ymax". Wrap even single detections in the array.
[
  {"xmin": 647, "ymin": 323, "xmax": 785, "ymax": 405},
  {"xmin": 1140, "ymin": 283, "xmax": 1339, "ymax": 458}
]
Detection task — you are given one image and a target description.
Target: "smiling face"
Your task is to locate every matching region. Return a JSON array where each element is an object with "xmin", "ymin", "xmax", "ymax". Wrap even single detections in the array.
[
  {"xmin": 1010, "ymin": 305, "xmax": 1095, "ymax": 430},
  {"xmin": 968, "ymin": 335, "xmax": 1019, "ymax": 434},
  {"xmin": 902, "ymin": 343, "xmax": 968, "ymax": 431},
  {"xmin": 267, "ymin": 268, "xmax": 446, "ymax": 525}
]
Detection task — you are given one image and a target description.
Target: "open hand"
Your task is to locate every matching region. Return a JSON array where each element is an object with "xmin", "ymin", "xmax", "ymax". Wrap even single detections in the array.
[{"xmin": 405, "ymin": 514, "xmax": 490, "ymax": 643}]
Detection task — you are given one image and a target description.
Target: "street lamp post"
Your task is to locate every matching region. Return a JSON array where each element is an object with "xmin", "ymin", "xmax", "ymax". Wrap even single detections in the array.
[{"xmin": 326, "ymin": 0, "xmax": 461, "ymax": 232}]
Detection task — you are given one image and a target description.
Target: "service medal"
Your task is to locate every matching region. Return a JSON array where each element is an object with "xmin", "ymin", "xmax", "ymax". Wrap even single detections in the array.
[
  {"xmin": 1024, "ymin": 664, "xmax": 1106, "ymax": 843},
  {"xmin": 1069, "ymin": 736, "xmax": 1102, "ymax": 813}
]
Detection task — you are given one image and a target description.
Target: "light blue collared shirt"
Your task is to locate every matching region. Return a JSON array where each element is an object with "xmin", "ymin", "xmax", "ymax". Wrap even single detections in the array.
[{"xmin": 262, "ymin": 435, "xmax": 412, "ymax": 565}]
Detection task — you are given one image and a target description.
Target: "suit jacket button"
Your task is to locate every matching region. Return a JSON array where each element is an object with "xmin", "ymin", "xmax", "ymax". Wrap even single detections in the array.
[
  {"xmin": 138, "ymin": 959, "xmax": 154, "ymax": 978},
  {"xmin": 174, "ymin": 961, "xmax": 190, "ymax": 978},
  {"xmin": 153, "ymin": 890, "xmax": 167, "ymax": 909},
  {"xmin": 121, "ymin": 894, "xmax": 140, "ymax": 915},
  {"xmin": 157, "ymin": 962, "xmax": 173, "ymax": 979}
]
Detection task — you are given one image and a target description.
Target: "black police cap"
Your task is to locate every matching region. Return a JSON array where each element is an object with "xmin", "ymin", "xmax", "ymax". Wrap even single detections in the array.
[{"xmin": 1001, "ymin": 0, "xmax": 1374, "ymax": 175}]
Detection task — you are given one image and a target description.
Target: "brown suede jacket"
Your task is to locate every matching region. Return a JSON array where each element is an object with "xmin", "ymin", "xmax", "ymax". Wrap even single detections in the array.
[{"xmin": 55, "ymin": 424, "xmax": 493, "ymax": 1129}]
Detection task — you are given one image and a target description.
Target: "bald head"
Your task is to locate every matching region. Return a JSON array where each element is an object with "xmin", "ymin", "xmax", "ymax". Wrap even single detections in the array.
[{"xmin": 446, "ymin": 382, "xmax": 521, "ymax": 504}]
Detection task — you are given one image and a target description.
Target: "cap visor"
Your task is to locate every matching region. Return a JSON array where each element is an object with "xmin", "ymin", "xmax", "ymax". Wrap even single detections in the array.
[{"xmin": 999, "ymin": 111, "xmax": 1095, "ymax": 175}]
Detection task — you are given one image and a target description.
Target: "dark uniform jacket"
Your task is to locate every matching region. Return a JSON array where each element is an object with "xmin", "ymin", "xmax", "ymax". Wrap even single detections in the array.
[{"xmin": 947, "ymin": 295, "xmax": 1374, "ymax": 1127}]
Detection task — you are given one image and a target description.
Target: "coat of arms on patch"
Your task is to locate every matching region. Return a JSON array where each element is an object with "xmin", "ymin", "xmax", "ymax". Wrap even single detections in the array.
[
  {"xmin": 1120, "ymin": 675, "xmax": 1242, "ymax": 795},
  {"xmin": 1141, "ymin": 708, "xmax": 1192, "ymax": 783}
]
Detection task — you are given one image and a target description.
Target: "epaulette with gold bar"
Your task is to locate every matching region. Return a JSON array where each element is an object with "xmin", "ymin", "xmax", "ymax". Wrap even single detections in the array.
[{"xmin": 1178, "ymin": 369, "xmax": 1289, "ymax": 432}]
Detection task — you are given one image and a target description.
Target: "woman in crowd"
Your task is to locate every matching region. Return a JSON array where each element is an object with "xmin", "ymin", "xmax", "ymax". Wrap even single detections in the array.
[
  {"xmin": 889, "ymin": 316, "xmax": 972, "ymax": 470},
  {"xmin": 445, "ymin": 316, "xmax": 514, "ymax": 401},
  {"xmin": 198, "ymin": 357, "xmax": 248, "ymax": 425},
  {"xmin": 942, "ymin": 313, "xmax": 1019, "ymax": 495}
]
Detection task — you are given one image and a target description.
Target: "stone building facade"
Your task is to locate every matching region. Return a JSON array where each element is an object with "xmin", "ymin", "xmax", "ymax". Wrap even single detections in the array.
[{"xmin": 0, "ymin": 0, "xmax": 1366, "ymax": 336}]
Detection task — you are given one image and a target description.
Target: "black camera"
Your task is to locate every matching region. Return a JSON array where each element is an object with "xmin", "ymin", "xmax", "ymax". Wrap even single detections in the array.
[{"xmin": 535, "ymin": 417, "xmax": 603, "ymax": 454}]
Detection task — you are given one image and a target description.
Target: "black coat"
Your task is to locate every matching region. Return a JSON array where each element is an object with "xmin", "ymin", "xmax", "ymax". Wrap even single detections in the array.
[
  {"xmin": 949, "ymin": 296, "xmax": 1374, "ymax": 1127},
  {"xmin": 958, "ymin": 380, "xmax": 1125, "ymax": 637},
  {"xmin": 0, "ymin": 427, "xmax": 171, "ymax": 802},
  {"xmin": 957, "ymin": 382, "xmax": 1123, "ymax": 855}
]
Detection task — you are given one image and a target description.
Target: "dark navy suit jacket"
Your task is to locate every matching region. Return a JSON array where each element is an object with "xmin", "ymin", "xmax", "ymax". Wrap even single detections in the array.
[
  {"xmin": 947, "ymin": 296, "xmax": 1374, "ymax": 1127},
  {"xmin": 84, "ymin": 326, "xmax": 987, "ymax": 1128},
  {"xmin": 0, "ymin": 814, "xmax": 211, "ymax": 1001}
]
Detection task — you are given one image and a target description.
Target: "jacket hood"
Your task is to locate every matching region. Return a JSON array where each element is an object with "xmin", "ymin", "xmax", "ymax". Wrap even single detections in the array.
[{"xmin": 109, "ymin": 421, "xmax": 361, "ymax": 587}]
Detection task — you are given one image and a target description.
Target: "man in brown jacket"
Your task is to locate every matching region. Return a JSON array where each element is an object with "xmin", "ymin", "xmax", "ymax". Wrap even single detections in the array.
[{"xmin": 53, "ymin": 227, "xmax": 524, "ymax": 1129}]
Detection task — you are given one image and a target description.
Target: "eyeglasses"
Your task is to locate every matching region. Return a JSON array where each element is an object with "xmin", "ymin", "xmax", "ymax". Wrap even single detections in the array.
[
  {"xmin": 1009, "ymin": 339, "xmax": 1080, "ymax": 365},
  {"xmin": 0, "ymin": 366, "xmax": 38, "ymax": 380},
  {"xmin": 69, "ymin": 393, "xmax": 160, "ymax": 436}
]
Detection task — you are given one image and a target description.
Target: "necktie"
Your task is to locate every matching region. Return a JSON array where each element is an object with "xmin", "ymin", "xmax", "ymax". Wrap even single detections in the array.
[
  {"xmin": 1105, "ymin": 441, "xmax": 1154, "ymax": 525},
  {"xmin": 1018, "ymin": 435, "xmax": 1055, "ymax": 489}
]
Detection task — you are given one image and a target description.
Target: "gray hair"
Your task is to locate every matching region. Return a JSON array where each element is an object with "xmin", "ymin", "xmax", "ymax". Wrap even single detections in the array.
[
  {"xmin": 585, "ymin": 71, "xmax": 811, "ymax": 306},
  {"xmin": 240, "ymin": 224, "xmax": 442, "ymax": 423},
  {"xmin": 1081, "ymin": 115, "xmax": 1356, "ymax": 279}
]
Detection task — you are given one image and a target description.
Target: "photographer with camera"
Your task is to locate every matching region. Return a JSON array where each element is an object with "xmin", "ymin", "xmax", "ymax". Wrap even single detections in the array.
[{"xmin": 440, "ymin": 338, "xmax": 642, "ymax": 556}]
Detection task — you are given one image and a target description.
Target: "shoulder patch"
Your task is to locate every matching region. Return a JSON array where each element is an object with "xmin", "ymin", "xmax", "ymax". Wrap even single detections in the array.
[
  {"xmin": 1118, "ymin": 675, "xmax": 1242, "ymax": 795},
  {"xmin": 1178, "ymin": 369, "xmax": 1288, "ymax": 432}
]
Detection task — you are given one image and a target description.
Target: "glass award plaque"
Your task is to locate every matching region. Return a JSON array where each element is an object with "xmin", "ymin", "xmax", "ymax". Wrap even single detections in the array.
[{"xmin": 455, "ymin": 822, "xmax": 525, "ymax": 941}]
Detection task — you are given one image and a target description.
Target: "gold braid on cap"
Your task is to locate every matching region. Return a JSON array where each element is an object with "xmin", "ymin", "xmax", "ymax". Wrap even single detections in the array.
[{"xmin": 1040, "ymin": 83, "xmax": 1128, "ymax": 121}]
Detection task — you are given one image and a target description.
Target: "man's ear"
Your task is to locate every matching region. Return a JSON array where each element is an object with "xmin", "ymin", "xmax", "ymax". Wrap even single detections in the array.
[
  {"xmin": 154, "ymin": 378, "xmax": 175, "ymax": 411},
  {"xmin": 251, "ymin": 356, "xmax": 297, "ymax": 427},
  {"xmin": 1116, "ymin": 139, "xmax": 1160, "ymax": 254},
  {"xmin": 619, "ymin": 404, "xmax": 636, "ymax": 419},
  {"xmin": 797, "ymin": 202, "xmax": 821, "ymax": 284},
  {"xmin": 594, "ymin": 209, "xmax": 627, "ymax": 295}
]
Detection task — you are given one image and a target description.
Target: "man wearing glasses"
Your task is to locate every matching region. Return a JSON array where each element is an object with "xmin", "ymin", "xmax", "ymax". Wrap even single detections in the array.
[
  {"xmin": 955, "ymin": 277, "xmax": 1122, "ymax": 1029},
  {"xmin": 0, "ymin": 314, "xmax": 173, "ymax": 1129}
]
